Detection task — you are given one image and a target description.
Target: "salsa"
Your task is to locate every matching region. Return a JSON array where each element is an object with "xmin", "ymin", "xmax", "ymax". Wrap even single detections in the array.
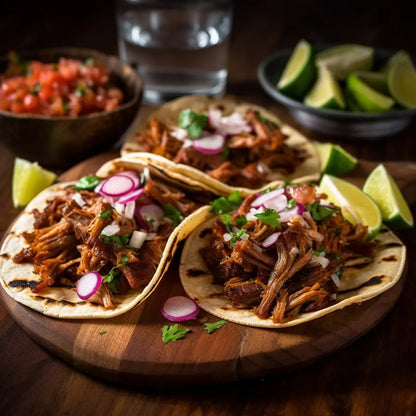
[{"xmin": 0, "ymin": 52, "xmax": 124, "ymax": 116}]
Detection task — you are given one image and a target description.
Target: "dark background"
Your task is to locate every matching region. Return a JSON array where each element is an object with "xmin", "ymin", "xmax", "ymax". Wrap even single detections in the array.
[{"xmin": 1, "ymin": 0, "xmax": 415, "ymax": 86}]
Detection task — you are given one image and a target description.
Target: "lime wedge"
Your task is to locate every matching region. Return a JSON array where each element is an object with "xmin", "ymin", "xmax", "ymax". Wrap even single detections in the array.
[
  {"xmin": 319, "ymin": 174, "xmax": 382, "ymax": 239},
  {"xmin": 354, "ymin": 70, "xmax": 388, "ymax": 94},
  {"xmin": 277, "ymin": 39, "xmax": 316, "ymax": 99},
  {"xmin": 12, "ymin": 157, "xmax": 57, "ymax": 208},
  {"xmin": 304, "ymin": 64, "xmax": 346, "ymax": 110},
  {"xmin": 345, "ymin": 73, "xmax": 394, "ymax": 113},
  {"xmin": 380, "ymin": 50, "xmax": 410, "ymax": 74},
  {"xmin": 363, "ymin": 164, "xmax": 414, "ymax": 229},
  {"xmin": 314, "ymin": 142, "xmax": 358, "ymax": 176},
  {"xmin": 387, "ymin": 52, "xmax": 416, "ymax": 108},
  {"xmin": 316, "ymin": 44, "xmax": 374, "ymax": 80}
]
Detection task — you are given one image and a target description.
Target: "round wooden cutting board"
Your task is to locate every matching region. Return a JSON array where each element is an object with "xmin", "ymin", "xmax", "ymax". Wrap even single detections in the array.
[{"xmin": 0, "ymin": 153, "xmax": 407, "ymax": 386}]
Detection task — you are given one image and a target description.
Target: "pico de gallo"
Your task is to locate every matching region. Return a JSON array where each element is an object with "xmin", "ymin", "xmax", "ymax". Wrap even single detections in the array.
[{"xmin": 0, "ymin": 52, "xmax": 124, "ymax": 116}]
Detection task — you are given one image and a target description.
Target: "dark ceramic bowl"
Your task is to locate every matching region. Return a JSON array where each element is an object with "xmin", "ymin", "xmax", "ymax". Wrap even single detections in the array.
[
  {"xmin": 0, "ymin": 47, "xmax": 143, "ymax": 168},
  {"xmin": 258, "ymin": 46, "xmax": 416, "ymax": 140}
]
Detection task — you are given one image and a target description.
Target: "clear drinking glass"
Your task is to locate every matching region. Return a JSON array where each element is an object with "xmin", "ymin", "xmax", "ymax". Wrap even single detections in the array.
[{"xmin": 115, "ymin": 0, "xmax": 233, "ymax": 105}]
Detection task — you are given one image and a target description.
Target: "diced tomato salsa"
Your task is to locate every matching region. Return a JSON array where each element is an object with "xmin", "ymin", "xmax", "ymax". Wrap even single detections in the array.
[{"xmin": 0, "ymin": 52, "xmax": 124, "ymax": 116}]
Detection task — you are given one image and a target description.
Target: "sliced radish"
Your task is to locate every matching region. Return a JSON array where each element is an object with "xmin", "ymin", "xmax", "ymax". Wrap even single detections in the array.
[
  {"xmin": 193, "ymin": 132, "xmax": 225, "ymax": 155},
  {"xmin": 100, "ymin": 174, "xmax": 135, "ymax": 197},
  {"xmin": 161, "ymin": 295, "xmax": 200, "ymax": 322},
  {"xmin": 76, "ymin": 271, "xmax": 102, "ymax": 300},
  {"xmin": 118, "ymin": 188, "xmax": 145, "ymax": 204},
  {"xmin": 251, "ymin": 188, "xmax": 285, "ymax": 208},
  {"xmin": 262, "ymin": 232, "xmax": 281, "ymax": 247},
  {"xmin": 263, "ymin": 194, "xmax": 287, "ymax": 212},
  {"xmin": 135, "ymin": 203, "xmax": 164, "ymax": 231},
  {"xmin": 118, "ymin": 170, "xmax": 141, "ymax": 189}
]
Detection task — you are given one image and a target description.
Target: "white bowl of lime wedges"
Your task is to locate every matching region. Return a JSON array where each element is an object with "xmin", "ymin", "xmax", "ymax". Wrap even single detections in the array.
[{"xmin": 258, "ymin": 41, "xmax": 416, "ymax": 139}]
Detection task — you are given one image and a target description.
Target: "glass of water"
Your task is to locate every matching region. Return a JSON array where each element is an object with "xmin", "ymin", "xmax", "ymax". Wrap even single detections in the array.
[{"xmin": 115, "ymin": 0, "xmax": 233, "ymax": 105}]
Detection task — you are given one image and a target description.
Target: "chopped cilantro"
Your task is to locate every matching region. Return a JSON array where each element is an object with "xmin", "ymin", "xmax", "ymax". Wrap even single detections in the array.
[
  {"xmin": 164, "ymin": 204, "xmax": 183, "ymax": 226},
  {"xmin": 204, "ymin": 320, "xmax": 227, "ymax": 334},
  {"xmin": 254, "ymin": 209, "xmax": 280, "ymax": 227},
  {"xmin": 99, "ymin": 331, "xmax": 107, "ymax": 336},
  {"xmin": 220, "ymin": 143, "xmax": 230, "ymax": 159},
  {"xmin": 178, "ymin": 109, "xmax": 208, "ymax": 139},
  {"xmin": 102, "ymin": 233, "xmax": 131, "ymax": 247},
  {"xmin": 74, "ymin": 175, "xmax": 102, "ymax": 190},
  {"xmin": 287, "ymin": 198, "xmax": 297, "ymax": 209},
  {"xmin": 235, "ymin": 215, "xmax": 247, "ymax": 228},
  {"xmin": 210, "ymin": 191, "xmax": 242, "ymax": 214},
  {"xmin": 161, "ymin": 324, "xmax": 191, "ymax": 343},
  {"xmin": 98, "ymin": 209, "xmax": 112, "ymax": 219},
  {"xmin": 29, "ymin": 82, "xmax": 42, "ymax": 95},
  {"xmin": 102, "ymin": 267, "xmax": 121, "ymax": 294},
  {"xmin": 62, "ymin": 100, "xmax": 70, "ymax": 115},
  {"xmin": 120, "ymin": 255, "xmax": 129, "ymax": 266},
  {"xmin": 220, "ymin": 213, "xmax": 234, "ymax": 232},
  {"xmin": 76, "ymin": 85, "xmax": 86, "ymax": 97},
  {"xmin": 307, "ymin": 202, "xmax": 336, "ymax": 222},
  {"xmin": 230, "ymin": 229, "xmax": 246, "ymax": 248}
]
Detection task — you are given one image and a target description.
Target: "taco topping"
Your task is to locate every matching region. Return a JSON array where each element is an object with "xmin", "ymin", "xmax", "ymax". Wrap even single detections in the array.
[
  {"xmin": 13, "ymin": 169, "xmax": 201, "ymax": 309},
  {"xmin": 200, "ymin": 184, "xmax": 377, "ymax": 323},
  {"xmin": 133, "ymin": 108, "xmax": 303, "ymax": 189}
]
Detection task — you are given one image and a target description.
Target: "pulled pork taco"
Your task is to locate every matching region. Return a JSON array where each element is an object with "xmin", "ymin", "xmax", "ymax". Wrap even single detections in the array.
[
  {"xmin": 121, "ymin": 96, "xmax": 320, "ymax": 196},
  {"xmin": 0, "ymin": 158, "xmax": 212, "ymax": 318},
  {"xmin": 179, "ymin": 184, "xmax": 406, "ymax": 327}
]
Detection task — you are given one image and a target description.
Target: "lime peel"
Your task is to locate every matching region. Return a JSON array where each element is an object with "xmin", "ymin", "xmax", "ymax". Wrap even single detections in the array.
[{"xmin": 314, "ymin": 142, "xmax": 357, "ymax": 176}]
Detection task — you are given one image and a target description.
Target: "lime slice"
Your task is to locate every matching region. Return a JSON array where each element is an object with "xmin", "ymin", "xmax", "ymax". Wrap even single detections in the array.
[
  {"xmin": 304, "ymin": 64, "xmax": 346, "ymax": 109},
  {"xmin": 380, "ymin": 50, "xmax": 410, "ymax": 74},
  {"xmin": 319, "ymin": 174, "xmax": 382, "ymax": 239},
  {"xmin": 363, "ymin": 164, "xmax": 414, "ymax": 229},
  {"xmin": 12, "ymin": 157, "xmax": 57, "ymax": 208},
  {"xmin": 314, "ymin": 142, "xmax": 358, "ymax": 176},
  {"xmin": 316, "ymin": 44, "xmax": 374, "ymax": 80},
  {"xmin": 387, "ymin": 52, "xmax": 416, "ymax": 108},
  {"xmin": 354, "ymin": 70, "xmax": 388, "ymax": 94},
  {"xmin": 345, "ymin": 73, "xmax": 394, "ymax": 113},
  {"xmin": 277, "ymin": 39, "xmax": 316, "ymax": 99}
]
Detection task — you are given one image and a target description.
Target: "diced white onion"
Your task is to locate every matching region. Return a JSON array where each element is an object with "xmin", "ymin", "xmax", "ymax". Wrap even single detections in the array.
[
  {"xmin": 223, "ymin": 233, "xmax": 232, "ymax": 242},
  {"xmin": 124, "ymin": 201, "xmax": 135, "ymax": 219},
  {"xmin": 241, "ymin": 232, "xmax": 249, "ymax": 241},
  {"xmin": 311, "ymin": 254, "xmax": 330, "ymax": 268},
  {"xmin": 145, "ymin": 232, "xmax": 157, "ymax": 241},
  {"xmin": 72, "ymin": 192, "xmax": 86, "ymax": 207},
  {"xmin": 129, "ymin": 230, "xmax": 148, "ymax": 249},
  {"xmin": 101, "ymin": 224, "xmax": 120, "ymax": 237},
  {"xmin": 170, "ymin": 127, "xmax": 188, "ymax": 140},
  {"xmin": 114, "ymin": 202, "xmax": 125, "ymax": 215},
  {"xmin": 330, "ymin": 273, "xmax": 341, "ymax": 287}
]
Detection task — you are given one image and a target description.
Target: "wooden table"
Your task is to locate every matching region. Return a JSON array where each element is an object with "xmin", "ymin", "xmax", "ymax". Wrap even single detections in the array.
[{"xmin": 1, "ymin": 1, "xmax": 415, "ymax": 414}]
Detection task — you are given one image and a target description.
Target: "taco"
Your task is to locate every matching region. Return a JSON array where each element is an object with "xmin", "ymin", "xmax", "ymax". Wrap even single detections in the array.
[
  {"xmin": 0, "ymin": 158, "xmax": 212, "ymax": 318},
  {"xmin": 121, "ymin": 96, "xmax": 320, "ymax": 196},
  {"xmin": 179, "ymin": 183, "xmax": 406, "ymax": 328}
]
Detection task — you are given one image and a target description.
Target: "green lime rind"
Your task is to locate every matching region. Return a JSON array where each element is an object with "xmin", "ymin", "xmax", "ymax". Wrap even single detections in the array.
[
  {"xmin": 363, "ymin": 164, "xmax": 414, "ymax": 229},
  {"xmin": 314, "ymin": 142, "xmax": 358, "ymax": 176},
  {"xmin": 304, "ymin": 64, "xmax": 345, "ymax": 110},
  {"xmin": 277, "ymin": 39, "xmax": 316, "ymax": 100},
  {"xmin": 346, "ymin": 73, "xmax": 394, "ymax": 113}
]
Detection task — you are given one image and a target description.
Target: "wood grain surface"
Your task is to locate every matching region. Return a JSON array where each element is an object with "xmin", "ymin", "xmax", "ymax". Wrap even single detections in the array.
[{"xmin": 0, "ymin": 147, "xmax": 410, "ymax": 387}]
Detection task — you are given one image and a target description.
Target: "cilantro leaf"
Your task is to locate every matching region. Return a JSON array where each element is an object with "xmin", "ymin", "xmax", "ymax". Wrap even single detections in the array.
[
  {"xmin": 75, "ymin": 175, "xmax": 101, "ymax": 190},
  {"xmin": 164, "ymin": 204, "xmax": 183, "ymax": 226},
  {"xmin": 98, "ymin": 209, "xmax": 112, "ymax": 219},
  {"xmin": 287, "ymin": 198, "xmax": 297, "ymax": 209},
  {"xmin": 178, "ymin": 109, "xmax": 208, "ymax": 139},
  {"xmin": 220, "ymin": 213, "xmax": 234, "ymax": 232},
  {"xmin": 103, "ymin": 267, "xmax": 121, "ymax": 294},
  {"xmin": 306, "ymin": 202, "xmax": 336, "ymax": 222},
  {"xmin": 259, "ymin": 114, "xmax": 279, "ymax": 127},
  {"xmin": 254, "ymin": 209, "xmax": 280, "ymax": 227},
  {"xmin": 230, "ymin": 229, "xmax": 246, "ymax": 248},
  {"xmin": 235, "ymin": 215, "xmax": 247, "ymax": 228},
  {"xmin": 161, "ymin": 324, "xmax": 191, "ymax": 343},
  {"xmin": 204, "ymin": 320, "xmax": 227, "ymax": 334},
  {"xmin": 210, "ymin": 191, "xmax": 242, "ymax": 214},
  {"xmin": 101, "ymin": 233, "xmax": 131, "ymax": 247}
]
